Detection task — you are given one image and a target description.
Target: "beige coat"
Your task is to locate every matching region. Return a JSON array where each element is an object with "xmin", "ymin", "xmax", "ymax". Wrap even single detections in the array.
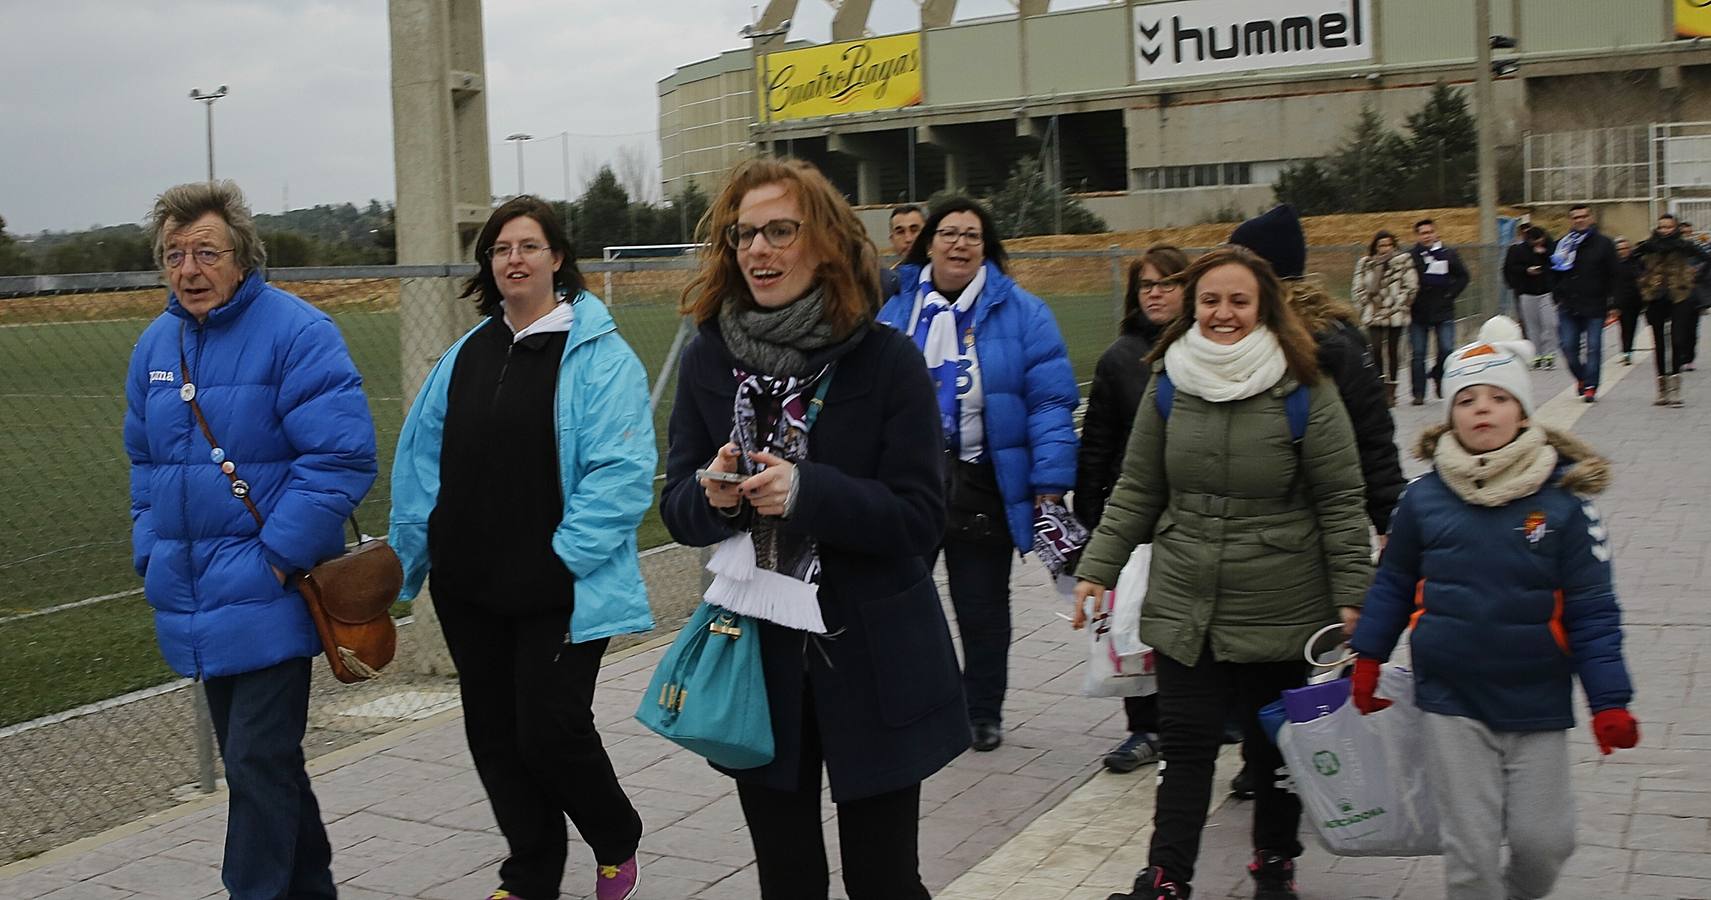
[{"xmin": 1352, "ymin": 251, "xmax": 1417, "ymax": 328}]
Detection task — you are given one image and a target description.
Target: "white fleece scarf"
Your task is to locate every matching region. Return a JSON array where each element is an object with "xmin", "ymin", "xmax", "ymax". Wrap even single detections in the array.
[
  {"xmin": 1162, "ymin": 323, "xmax": 1288, "ymax": 402},
  {"xmin": 1433, "ymin": 425, "xmax": 1558, "ymax": 507}
]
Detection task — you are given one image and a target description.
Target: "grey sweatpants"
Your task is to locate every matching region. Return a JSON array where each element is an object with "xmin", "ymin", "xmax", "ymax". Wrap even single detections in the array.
[
  {"xmin": 1422, "ymin": 713, "xmax": 1576, "ymax": 900},
  {"xmin": 1517, "ymin": 293, "xmax": 1558, "ymax": 360}
]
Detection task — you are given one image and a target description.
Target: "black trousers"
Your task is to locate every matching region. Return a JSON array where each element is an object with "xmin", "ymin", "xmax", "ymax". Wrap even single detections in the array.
[
  {"xmin": 1124, "ymin": 693, "xmax": 1159, "ymax": 735},
  {"xmin": 1367, "ymin": 325, "xmax": 1404, "ymax": 383},
  {"xmin": 1618, "ymin": 299, "xmax": 1643, "ymax": 354},
  {"xmin": 436, "ymin": 594, "xmax": 642, "ymax": 899},
  {"xmin": 1149, "ymin": 645, "xmax": 1307, "ymax": 884},
  {"xmin": 934, "ymin": 536, "xmax": 1015, "ymax": 725},
  {"xmin": 1650, "ymin": 300, "xmax": 1698, "ymax": 376},
  {"xmin": 736, "ymin": 687, "xmax": 930, "ymax": 900}
]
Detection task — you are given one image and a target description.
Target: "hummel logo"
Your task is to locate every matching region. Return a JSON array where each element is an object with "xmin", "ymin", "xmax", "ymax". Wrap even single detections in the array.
[
  {"xmin": 1138, "ymin": 19, "xmax": 1163, "ymax": 64},
  {"xmin": 148, "ymin": 370, "xmax": 175, "ymax": 383}
]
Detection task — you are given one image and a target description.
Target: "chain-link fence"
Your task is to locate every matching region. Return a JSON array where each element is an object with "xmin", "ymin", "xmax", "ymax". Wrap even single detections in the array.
[{"xmin": 0, "ymin": 244, "xmax": 1505, "ymax": 863}]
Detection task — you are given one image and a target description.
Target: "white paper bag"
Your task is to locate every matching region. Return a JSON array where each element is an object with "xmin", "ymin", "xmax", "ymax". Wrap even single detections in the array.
[{"xmin": 1277, "ymin": 666, "xmax": 1440, "ymax": 857}]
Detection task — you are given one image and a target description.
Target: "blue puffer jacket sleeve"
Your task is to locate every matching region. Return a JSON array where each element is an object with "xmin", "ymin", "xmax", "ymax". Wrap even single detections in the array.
[
  {"xmin": 1352, "ymin": 482, "xmax": 1425, "ymax": 661},
  {"xmin": 1558, "ymin": 496, "xmax": 1632, "ymax": 713},
  {"xmin": 1015, "ymin": 286, "xmax": 1080, "ymax": 497},
  {"xmin": 124, "ymin": 343, "xmax": 160, "ymax": 577},
  {"xmin": 259, "ymin": 318, "xmax": 380, "ymax": 574}
]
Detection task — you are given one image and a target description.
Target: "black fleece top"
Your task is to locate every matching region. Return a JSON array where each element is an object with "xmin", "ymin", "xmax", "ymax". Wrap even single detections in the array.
[{"xmin": 428, "ymin": 316, "xmax": 574, "ymax": 614}]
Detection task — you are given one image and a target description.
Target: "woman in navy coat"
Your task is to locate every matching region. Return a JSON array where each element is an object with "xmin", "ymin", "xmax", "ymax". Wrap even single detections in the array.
[{"xmin": 660, "ymin": 157, "xmax": 968, "ymax": 900}]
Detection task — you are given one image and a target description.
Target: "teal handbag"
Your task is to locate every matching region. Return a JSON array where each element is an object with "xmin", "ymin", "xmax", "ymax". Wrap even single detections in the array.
[{"xmin": 635, "ymin": 602, "xmax": 774, "ymax": 769}]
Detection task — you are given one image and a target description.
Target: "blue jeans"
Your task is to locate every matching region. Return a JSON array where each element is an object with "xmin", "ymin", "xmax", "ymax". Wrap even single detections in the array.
[
  {"xmin": 1409, "ymin": 321, "xmax": 1456, "ymax": 400},
  {"xmin": 1558, "ymin": 310, "xmax": 1604, "ymax": 392},
  {"xmin": 203, "ymin": 657, "xmax": 335, "ymax": 900}
]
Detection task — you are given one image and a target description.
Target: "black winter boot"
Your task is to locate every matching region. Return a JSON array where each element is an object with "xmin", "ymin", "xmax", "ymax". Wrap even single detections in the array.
[{"xmin": 1248, "ymin": 851, "xmax": 1297, "ymax": 900}]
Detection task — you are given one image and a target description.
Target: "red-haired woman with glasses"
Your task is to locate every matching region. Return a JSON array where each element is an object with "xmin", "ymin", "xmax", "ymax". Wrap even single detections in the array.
[{"xmin": 660, "ymin": 158, "xmax": 966, "ymax": 900}]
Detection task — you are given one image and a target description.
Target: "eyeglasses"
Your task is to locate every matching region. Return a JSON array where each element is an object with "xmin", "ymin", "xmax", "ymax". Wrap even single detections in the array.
[
  {"xmin": 487, "ymin": 241, "xmax": 551, "ymax": 260},
  {"xmin": 724, "ymin": 219, "xmax": 801, "ymax": 251},
  {"xmin": 1139, "ymin": 279, "xmax": 1183, "ymax": 293},
  {"xmin": 163, "ymin": 248, "xmax": 235, "ymax": 269},
  {"xmin": 934, "ymin": 228, "xmax": 983, "ymax": 246}
]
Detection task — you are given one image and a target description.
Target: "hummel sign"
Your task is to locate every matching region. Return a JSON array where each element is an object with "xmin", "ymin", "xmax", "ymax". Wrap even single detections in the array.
[{"xmin": 1132, "ymin": 0, "xmax": 1373, "ymax": 83}]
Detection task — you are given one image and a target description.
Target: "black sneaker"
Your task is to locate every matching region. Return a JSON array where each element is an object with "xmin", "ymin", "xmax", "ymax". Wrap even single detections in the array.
[
  {"xmin": 971, "ymin": 720, "xmax": 1003, "ymax": 752},
  {"xmin": 1248, "ymin": 851, "xmax": 1297, "ymax": 900},
  {"xmin": 1103, "ymin": 733, "xmax": 1161, "ymax": 773},
  {"xmin": 1108, "ymin": 866, "xmax": 1192, "ymax": 900},
  {"xmin": 1229, "ymin": 767, "xmax": 1257, "ymax": 800}
]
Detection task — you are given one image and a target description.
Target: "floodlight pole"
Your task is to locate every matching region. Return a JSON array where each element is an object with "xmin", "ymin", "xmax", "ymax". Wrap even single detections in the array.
[
  {"xmin": 189, "ymin": 86, "xmax": 229, "ymax": 181},
  {"xmin": 741, "ymin": 19, "xmax": 792, "ymax": 156},
  {"xmin": 506, "ymin": 132, "xmax": 533, "ymax": 195}
]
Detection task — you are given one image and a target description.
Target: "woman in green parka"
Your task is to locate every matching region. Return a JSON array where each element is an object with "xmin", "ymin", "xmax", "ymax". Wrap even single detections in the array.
[{"xmin": 1074, "ymin": 246, "xmax": 1372, "ymax": 900}]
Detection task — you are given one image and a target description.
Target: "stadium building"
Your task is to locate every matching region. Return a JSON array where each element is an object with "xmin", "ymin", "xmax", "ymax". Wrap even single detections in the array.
[{"xmin": 659, "ymin": 0, "xmax": 1711, "ymax": 237}]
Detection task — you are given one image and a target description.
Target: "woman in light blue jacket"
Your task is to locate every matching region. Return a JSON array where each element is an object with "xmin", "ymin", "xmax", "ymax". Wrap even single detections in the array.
[{"xmin": 389, "ymin": 197, "xmax": 655, "ymax": 900}]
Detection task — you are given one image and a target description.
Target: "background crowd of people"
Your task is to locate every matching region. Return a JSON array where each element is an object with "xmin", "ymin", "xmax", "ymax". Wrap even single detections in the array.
[{"xmin": 124, "ymin": 167, "xmax": 1648, "ymax": 900}]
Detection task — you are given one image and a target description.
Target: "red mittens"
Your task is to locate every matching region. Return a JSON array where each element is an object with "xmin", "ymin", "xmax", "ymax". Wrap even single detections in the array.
[
  {"xmin": 1592, "ymin": 708, "xmax": 1640, "ymax": 755},
  {"xmin": 1350, "ymin": 658, "xmax": 1392, "ymax": 715}
]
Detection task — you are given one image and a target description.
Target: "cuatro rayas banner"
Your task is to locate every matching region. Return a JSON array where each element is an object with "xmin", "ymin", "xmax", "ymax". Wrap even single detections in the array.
[
  {"xmin": 760, "ymin": 33, "xmax": 923, "ymax": 123},
  {"xmin": 1679, "ymin": 0, "xmax": 1711, "ymax": 39}
]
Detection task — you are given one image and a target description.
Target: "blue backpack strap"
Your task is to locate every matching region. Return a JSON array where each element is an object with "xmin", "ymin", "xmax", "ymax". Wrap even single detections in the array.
[
  {"xmin": 1284, "ymin": 384, "xmax": 1309, "ymax": 445},
  {"xmin": 1154, "ymin": 371, "xmax": 1175, "ymax": 421}
]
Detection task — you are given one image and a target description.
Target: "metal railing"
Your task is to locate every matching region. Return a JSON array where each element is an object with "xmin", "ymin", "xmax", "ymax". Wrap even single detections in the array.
[{"xmin": 0, "ymin": 245, "xmax": 1505, "ymax": 862}]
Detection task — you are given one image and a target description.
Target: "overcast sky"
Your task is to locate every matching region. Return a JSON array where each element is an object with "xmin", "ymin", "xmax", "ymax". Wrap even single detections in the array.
[{"xmin": 0, "ymin": 0, "xmax": 1077, "ymax": 235}]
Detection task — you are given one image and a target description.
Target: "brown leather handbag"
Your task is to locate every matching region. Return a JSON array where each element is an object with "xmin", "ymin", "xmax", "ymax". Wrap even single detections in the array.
[{"xmin": 179, "ymin": 335, "xmax": 401, "ymax": 683}]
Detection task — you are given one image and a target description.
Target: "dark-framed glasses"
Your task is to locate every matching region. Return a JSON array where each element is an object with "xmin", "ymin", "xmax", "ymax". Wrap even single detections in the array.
[
  {"xmin": 487, "ymin": 241, "xmax": 551, "ymax": 260},
  {"xmin": 725, "ymin": 219, "xmax": 802, "ymax": 251},
  {"xmin": 163, "ymin": 248, "xmax": 235, "ymax": 269},
  {"xmin": 934, "ymin": 228, "xmax": 983, "ymax": 246},
  {"xmin": 1139, "ymin": 278, "xmax": 1183, "ymax": 293}
]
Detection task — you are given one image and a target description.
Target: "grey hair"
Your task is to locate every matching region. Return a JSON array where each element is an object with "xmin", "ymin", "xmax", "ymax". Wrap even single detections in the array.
[{"xmin": 148, "ymin": 180, "xmax": 266, "ymax": 271}]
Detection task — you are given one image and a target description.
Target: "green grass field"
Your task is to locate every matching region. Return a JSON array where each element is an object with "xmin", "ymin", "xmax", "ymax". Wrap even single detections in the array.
[{"xmin": 0, "ymin": 283, "xmax": 1122, "ymax": 725}]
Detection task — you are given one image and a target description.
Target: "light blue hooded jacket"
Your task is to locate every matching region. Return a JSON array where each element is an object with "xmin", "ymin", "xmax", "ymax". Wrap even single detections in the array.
[{"xmin": 389, "ymin": 292, "xmax": 656, "ymax": 641}]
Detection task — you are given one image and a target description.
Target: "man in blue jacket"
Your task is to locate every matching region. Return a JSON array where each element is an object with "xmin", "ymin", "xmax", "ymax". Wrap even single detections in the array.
[{"xmin": 124, "ymin": 182, "xmax": 377, "ymax": 900}]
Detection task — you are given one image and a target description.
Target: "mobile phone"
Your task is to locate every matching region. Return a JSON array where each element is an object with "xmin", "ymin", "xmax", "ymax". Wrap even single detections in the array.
[{"xmin": 694, "ymin": 468, "xmax": 747, "ymax": 484}]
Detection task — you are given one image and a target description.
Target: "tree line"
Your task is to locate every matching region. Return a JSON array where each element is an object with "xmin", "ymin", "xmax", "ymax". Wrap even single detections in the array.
[
  {"xmin": 1273, "ymin": 82, "xmax": 1482, "ymax": 215},
  {"xmin": 0, "ymin": 151, "xmax": 1113, "ymax": 279}
]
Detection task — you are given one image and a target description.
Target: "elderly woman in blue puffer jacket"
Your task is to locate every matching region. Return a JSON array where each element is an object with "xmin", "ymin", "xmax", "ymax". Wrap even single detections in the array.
[
  {"xmin": 125, "ymin": 181, "xmax": 377, "ymax": 899},
  {"xmin": 878, "ymin": 196, "xmax": 1080, "ymax": 752}
]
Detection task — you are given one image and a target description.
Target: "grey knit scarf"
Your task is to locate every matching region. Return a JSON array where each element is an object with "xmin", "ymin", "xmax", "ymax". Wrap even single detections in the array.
[{"xmin": 718, "ymin": 287, "xmax": 841, "ymax": 378}]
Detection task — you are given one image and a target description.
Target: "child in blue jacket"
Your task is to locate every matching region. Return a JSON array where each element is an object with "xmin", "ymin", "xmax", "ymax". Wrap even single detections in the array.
[{"xmin": 1349, "ymin": 319, "xmax": 1638, "ymax": 900}]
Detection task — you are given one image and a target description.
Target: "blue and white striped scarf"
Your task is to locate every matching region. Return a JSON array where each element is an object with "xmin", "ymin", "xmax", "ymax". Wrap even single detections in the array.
[
  {"xmin": 901, "ymin": 263, "xmax": 986, "ymax": 449},
  {"xmin": 1551, "ymin": 228, "xmax": 1588, "ymax": 272}
]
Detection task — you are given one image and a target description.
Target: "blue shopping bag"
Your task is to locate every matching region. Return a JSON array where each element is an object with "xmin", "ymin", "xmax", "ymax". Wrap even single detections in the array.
[{"xmin": 635, "ymin": 603, "xmax": 774, "ymax": 770}]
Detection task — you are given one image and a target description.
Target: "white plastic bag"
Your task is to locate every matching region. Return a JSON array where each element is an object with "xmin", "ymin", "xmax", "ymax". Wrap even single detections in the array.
[
  {"xmin": 1277, "ymin": 666, "xmax": 1441, "ymax": 857},
  {"xmin": 1109, "ymin": 545, "xmax": 1150, "ymax": 658},
  {"xmin": 1081, "ymin": 610, "xmax": 1157, "ymax": 697}
]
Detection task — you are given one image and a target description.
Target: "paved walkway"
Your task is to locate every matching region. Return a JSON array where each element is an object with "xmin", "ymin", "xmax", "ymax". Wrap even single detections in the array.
[{"xmin": 4, "ymin": 328, "xmax": 1708, "ymax": 900}]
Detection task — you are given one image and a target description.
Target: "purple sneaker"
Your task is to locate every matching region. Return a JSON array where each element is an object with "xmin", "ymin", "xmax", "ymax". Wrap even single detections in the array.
[{"xmin": 596, "ymin": 856, "xmax": 639, "ymax": 900}]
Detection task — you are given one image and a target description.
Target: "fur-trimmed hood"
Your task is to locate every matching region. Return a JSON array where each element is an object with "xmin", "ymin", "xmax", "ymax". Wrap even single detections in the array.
[
  {"xmin": 1415, "ymin": 423, "xmax": 1611, "ymax": 495},
  {"xmin": 1288, "ymin": 276, "xmax": 1362, "ymax": 334}
]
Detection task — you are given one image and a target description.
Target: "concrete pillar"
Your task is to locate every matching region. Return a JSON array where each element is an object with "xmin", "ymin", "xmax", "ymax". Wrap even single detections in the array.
[
  {"xmin": 389, "ymin": 0, "xmax": 494, "ymax": 677},
  {"xmin": 922, "ymin": 125, "xmax": 976, "ymax": 194},
  {"xmin": 1018, "ymin": 0, "xmax": 1049, "ymax": 16},
  {"xmin": 921, "ymin": 0, "xmax": 957, "ymax": 29},
  {"xmin": 830, "ymin": 131, "xmax": 892, "ymax": 204},
  {"xmin": 831, "ymin": 0, "xmax": 873, "ymax": 41}
]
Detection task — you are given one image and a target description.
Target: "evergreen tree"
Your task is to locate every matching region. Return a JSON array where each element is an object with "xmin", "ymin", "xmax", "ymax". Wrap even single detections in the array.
[
  {"xmin": 1326, "ymin": 107, "xmax": 1409, "ymax": 212},
  {"xmin": 1401, "ymin": 82, "xmax": 1477, "ymax": 207},
  {"xmin": 571, "ymin": 166, "xmax": 632, "ymax": 259},
  {"xmin": 0, "ymin": 215, "xmax": 31, "ymax": 275},
  {"xmin": 668, "ymin": 181, "xmax": 711, "ymax": 245},
  {"xmin": 1272, "ymin": 160, "xmax": 1341, "ymax": 215},
  {"xmin": 985, "ymin": 156, "xmax": 1106, "ymax": 238}
]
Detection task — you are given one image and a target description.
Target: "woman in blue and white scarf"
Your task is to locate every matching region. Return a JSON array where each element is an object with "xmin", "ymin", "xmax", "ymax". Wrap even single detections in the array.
[{"xmin": 877, "ymin": 197, "xmax": 1082, "ymax": 753}]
